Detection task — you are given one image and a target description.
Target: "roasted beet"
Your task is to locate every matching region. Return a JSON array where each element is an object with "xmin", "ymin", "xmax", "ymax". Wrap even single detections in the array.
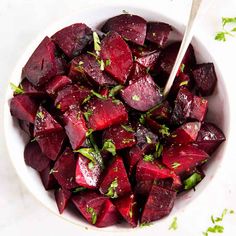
[
  {"xmin": 128, "ymin": 62, "xmax": 147, "ymax": 84},
  {"xmin": 34, "ymin": 106, "xmax": 63, "ymax": 137},
  {"xmin": 22, "ymin": 37, "xmax": 58, "ymax": 86},
  {"xmin": 20, "ymin": 78, "xmax": 46, "ymax": 97},
  {"xmin": 99, "ymin": 156, "xmax": 131, "ymax": 198},
  {"xmin": 63, "ymin": 106, "xmax": 88, "ymax": 150},
  {"xmin": 45, "ymin": 75, "xmax": 72, "ymax": 96},
  {"xmin": 141, "ymin": 185, "xmax": 176, "ymax": 223},
  {"xmin": 102, "ymin": 14, "xmax": 147, "ymax": 46},
  {"xmin": 53, "ymin": 148, "xmax": 78, "ymax": 189},
  {"xmin": 162, "ymin": 144, "xmax": 209, "ymax": 176},
  {"xmin": 192, "ymin": 63, "xmax": 217, "ymax": 96},
  {"xmin": 168, "ymin": 122, "xmax": 201, "ymax": 145},
  {"xmin": 149, "ymin": 100, "xmax": 172, "ymax": 121},
  {"xmin": 10, "ymin": 94, "xmax": 38, "ymax": 123},
  {"xmin": 55, "ymin": 188, "xmax": 71, "ymax": 214},
  {"xmin": 103, "ymin": 124, "xmax": 136, "ymax": 150},
  {"xmin": 146, "ymin": 22, "xmax": 172, "ymax": 48},
  {"xmin": 194, "ymin": 122, "xmax": 226, "ymax": 154},
  {"xmin": 121, "ymin": 75, "xmax": 162, "ymax": 111},
  {"xmin": 24, "ymin": 141, "xmax": 50, "ymax": 171},
  {"xmin": 75, "ymin": 154, "xmax": 102, "ymax": 189},
  {"xmin": 114, "ymin": 194, "xmax": 138, "ymax": 227},
  {"xmin": 18, "ymin": 120, "xmax": 34, "ymax": 136},
  {"xmin": 68, "ymin": 54, "xmax": 117, "ymax": 86},
  {"xmin": 190, "ymin": 95, "xmax": 208, "ymax": 122},
  {"xmin": 52, "ymin": 23, "xmax": 93, "ymax": 58},
  {"xmin": 55, "ymin": 84, "xmax": 91, "ymax": 112},
  {"xmin": 100, "ymin": 31, "xmax": 133, "ymax": 84},
  {"xmin": 39, "ymin": 163, "xmax": 58, "ymax": 190},
  {"xmin": 84, "ymin": 97, "xmax": 128, "ymax": 131},
  {"xmin": 37, "ymin": 131, "xmax": 66, "ymax": 160}
]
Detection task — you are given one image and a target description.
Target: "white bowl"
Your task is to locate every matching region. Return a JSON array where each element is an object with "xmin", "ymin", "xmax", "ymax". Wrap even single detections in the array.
[{"xmin": 3, "ymin": 3, "xmax": 230, "ymax": 235}]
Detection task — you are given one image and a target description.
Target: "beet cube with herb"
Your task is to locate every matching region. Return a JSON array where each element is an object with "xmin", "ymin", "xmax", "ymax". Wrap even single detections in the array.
[
  {"xmin": 39, "ymin": 163, "xmax": 58, "ymax": 190},
  {"xmin": 55, "ymin": 188, "xmax": 71, "ymax": 214}
]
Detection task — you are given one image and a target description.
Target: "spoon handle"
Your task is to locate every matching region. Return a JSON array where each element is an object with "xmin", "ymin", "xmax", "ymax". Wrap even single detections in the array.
[{"xmin": 163, "ymin": 0, "xmax": 204, "ymax": 96}]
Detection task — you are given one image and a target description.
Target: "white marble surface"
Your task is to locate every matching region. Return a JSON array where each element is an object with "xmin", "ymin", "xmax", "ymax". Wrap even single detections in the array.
[{"xmin": 0, "ymin": 0, "xmax": 236, "ymax": 235}]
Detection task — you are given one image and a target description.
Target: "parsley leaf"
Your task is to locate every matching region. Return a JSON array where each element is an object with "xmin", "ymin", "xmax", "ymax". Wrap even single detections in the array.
[
  {"xmin": 172, "ymin": 162, "xmax": 181, "ymax": 169},
  {"xmin": 83, "ymin": 110, "xmax": 93, "ymax": 121},
  {"xmin": 88, "ymin": 161, "xmax": 95, "ymax": 170},
  {"xmin": 159, "ymin": 124, "xmax": 170, "ymax": 137},
  {"xmin": 74, "ymin": 148, "xmax": 96, "ymax": 163},
  {"xmin": 36, "ymin": 111, "xmax": 44, "ymax": 119},
  {"xmin": 143, "ymin": 154, "xmax": 154, "ymax": 162},
  {"xmin": 184, "ymin": 172, "xmax": 202, "ymax": 190},
  {"xmin": 222, "ymin": 17, "xmax": 236, "ymax": 26},
  {"xmin": 93, "ymin": 32, "xmax": 101, "ymax": 52},
  {"xmin": 91, "ymin": 90, "xmax": 106, "ymax": 100},
  {"xmin": 86, "ymin": 128, "xmax": 93, "ymax": 137},
  {"xmin": 145, "ymin": 135, "xmax": 152, "ymax": 144},
  {"xmin": 73, "ymin": 186, "xmax": 86, "ymax": 193},
  {"xmin": 215, "ymin": 31, "xmax": 227, "ymax": 41},
  {"xmin": 139, "ymin": 114, "xmax": 146, "ymax": 124},
  {"xmin": 106, "ymin": 178, "xmax": 118, "ymax": 198},
  {"xmin": 87, "ymin": 206, "xmax": 97, "ymax": 224},
  {"xmin": 180, "ymin": 63, "xmax": 185, "ymax": 73},
  {"xmin": 102, "ymin": 139, "xmax": 116, "ymax": 156},
  {"xmin": 10, "ymin": 82, "xmax": 24, "ymax": 94},
  {"xmin": 121, "ymin": 124, "xmax": 134, "ymax": 132},
  {"xmin": 154, "ymin": 142, "xmax": 163, "ymax": 158},
  {"xmin": 169, "ymin": 217, "xmax": 178, "ymax": 230},
  {"xmin": 109, "ymin": 85, "xmax": 124, "ymax": 97},
  {"xmin": 179, "ymin": 80, "xmax": 189, "ymax": 86},
  {"xmin": 132, "ymin": 95, "xmax": 140, "ymax": 101}
]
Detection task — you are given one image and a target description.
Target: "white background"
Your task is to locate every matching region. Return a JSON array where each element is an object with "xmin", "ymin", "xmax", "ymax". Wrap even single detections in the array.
[{"xmin": 0, "ymin": 0, "xmax": 236, "ymax": 235}]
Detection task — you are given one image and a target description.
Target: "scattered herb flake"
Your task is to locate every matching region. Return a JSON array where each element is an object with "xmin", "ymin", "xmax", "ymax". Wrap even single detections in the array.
[
  {"xmin": 73, "ymin": 186, "xmax": 86, "ymax": 193},
  {"xmin": 143, "ymin": 154, "xmax": 154, "ymax": 162},
  {"xmin": 159, "ymin": 125, "xmax": 170, "ymax": 137},
  {"xmin": 86, "ymin": 128, "xmax": 93, "ymax": 137},
  {"xmin": 91, "ymin": 90, "xmax": 105, "ymax": 99},
  {"xmin": 82, "ymin": 95, "xmax": 92, "ymax": 104},
  {"xmin": 169, "ymin": 217, "xmax": 178, "ymax": 230},
  {"xmin": 180, "ymin": 63, "xmax": 185, "ymax": 73},
  {"xmin": 74, "ymin": 148, "xmax": 96, "ymax": 163},
  {"xmin": 139, "ymin": 114, "xmax": 146, "ymax": 124},
  {"xmin": 84, "ymin": 110, "xmax": 93, "ymax": 121},
  {"xmin": 56, "ymin": 103, "xmax": 61, "ymax": 109},
  {"xmin": 155, "ymin": 142, "xmax": 163, "ymax": 158},
  {"xmin": 36, "ymin": 111, "xmax": 44, "ymax": 119},
  {"xmin": 145, "ymin": 135, "xmax": 152, "ymax": 144},
  {"xmin": 10, "ymin": 82, "xmax": 24, "ymax": 94},
  {"xmin": 184, "ymin": 172, "xmax": 202, "ymax": 190},
  {"xmin": 98, "ymin": 59, "xmax": 105, "ymax": 71},
  {"xmin": 88, "ymin": 161, "xmax": 95, "ymax": 170},
  {"xmin": 132, "ymin": 95, "xmax": 140, "ymax": 101},
  {"xmin": 87, "ymin": 51, "xmax": 98, "ymax": 58},
  {"xmin": 129, "ymin": 206, "xmax": 133, "ymax": 218},
  {"xmin": 87, "ymin": 206, "xmax": 97, "ymax": 224},
  {"xmin": 109, "ymin": 85, "xmax": 124, "ymax": 97},
  {"xmin": 49, "ymin": 168, "xmax": 58, "ymax": 175},
  {"xmin": 140, "ymin": 222, "xmax": 152, "ymax": 227},
  {"xmin": 121, "ymin": 124, "xmax": 134, "ymax": 133},
  {"xmin": 179, "ymin": 80, "xmax": 189, "ymax": 86},
  {"xmin": 122, "ymin": 138, "xmax": 135, "ymax": 144},
  {"xmin": 93, "ymin": 32, "xmax": 101, "ymax": 52},
  {"xmin": 112, "ymin": 99, "xmax": 122, "ymax": 105},
  {"xmin": 105, "ymin": 59, "xmax": 111, "ymax": 66},
  {"xmin": 222, "ymin": 17, "xmax": 236, "ymax": 26},
  {"xmin": 106, "ymin": 178, "xmax": 118, "ymax": 198},
  {"xmin": 102, "ymin": 139, "xmax": 116, "ymax": 156},
  {"xmin": 172, "ymin": 162, "xmax": 181, "ymax": 169}
]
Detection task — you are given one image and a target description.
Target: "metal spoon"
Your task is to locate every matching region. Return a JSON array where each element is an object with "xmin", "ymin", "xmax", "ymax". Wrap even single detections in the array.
[{"xmin": 163, "ymin": 0, "xmax": 210, "ymax": 97}]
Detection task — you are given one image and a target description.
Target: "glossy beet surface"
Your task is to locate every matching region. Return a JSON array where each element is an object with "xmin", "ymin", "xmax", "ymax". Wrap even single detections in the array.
[{"xmin": 10, "ymin": 14, "xmax": 226, "ymax": 228}]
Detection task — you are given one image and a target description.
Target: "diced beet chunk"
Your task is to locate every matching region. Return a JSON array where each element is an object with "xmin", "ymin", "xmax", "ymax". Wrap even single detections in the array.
[
  {"xmin": 99, "ymin": 156, "xmax": 131, "ymax": 198},
  {"xmin": 121, "ymin": 75, "xmax": 162, "ymax": 111},
  {"xmin": 190, "ymin": 95, "xmax": 208, "ymax": 122},
  {"xmin": 52, "ymin": 23, "xmax": 93, "ymax": 58},
  {"xmin": 85, "ymin": 98, "xmax": 128, "ymax": 131},
  {"xmin": 24, "ymin": 141, "xmax": 50, "ymax": 171},
  {"xmin": 192, "ymin": 63, "xmax": 217, "ymax": 96},
  {"xmin": 68, "ymin": 54, "xmax": 117, "ymax": 86},
  {"xmin": 55, "ymin": 84, "xmax": 91, "ymax": 112},
  {"xmin": 45, "ymin": 75, "xmax": 72, "ymax": 96},
  {"xmin": 194, "ymin": 122, "xmax": 226, "ymax": 154},
  {"xmin": 100, "ymin": 31, "xmax": 133, "ymax": 84},
  {"xmin": 53, "ymin": 148, "xmax": 78, "ymax": 189},
  {"xmin": 10, "ymin": 95, "xmax": 38, "ymax": 123},
  {"xmin": 136, "ymin": 51, "xmax": 160, "ymax": 71},
  {"xmin": 72, "ymin": 191, "xmax": 107, "ymax": 225},
  {"xmin": 20, "ymin": 78, "xmax": 46, "ymax": 97},
  {"xmin": 103, "ymin": 124, "xmax": 136, "ymax": 150},
  {"xmin": 162, "ymin": 144, "xmax": 209, "ymax": 176},
  {"xmin": 146, "ymin": 22, "xmax": 172, "ymax": 48},
  {"xmin": 39, "ymin": 163, "xmax": 58, "ymax": 190},
  {"xmin": 55, "ymin": 188, "xmax": 71, "ymax": 214},
  {"xmin": 168, "ymin": 122, "xmax": 201, "ymax": 145},
  {"xmin": 75, "ymin": 154, "xmax": 102, "ymax": 189},
  {"xmin": 114, "ymin": 194, "xmax": 138, "ymax": 227},
  {"xmin": 95, "ymin": 199, "xmax": 120, "ymax": 227},
  {"xmin": 128, "ymin": 62, "xmax": 147, "ymax": 84},
  {"xmin": 37, "ymin": 131, "xmax": 66, "ymax": 160},
  {"xmin": 101, "ymin": 14, "xmax": 147, "ymax": 46},
  {"xmin": 63, "ymin": 107, "xmax": 88, "ymax": 150},
  {"xmin": 22, "ymin": 37, "xmax": 58, "ymax": 86},
  {"xmin": 19, "ymin": 120, "xmax": 34, "ymax": 136},
  {"xmin": 34, "ymin": 106, "xmax": 63, "ymax": 137},
  {"xmin": 141, "ymin": 185, "xmax": 176, "ymax": 223}
]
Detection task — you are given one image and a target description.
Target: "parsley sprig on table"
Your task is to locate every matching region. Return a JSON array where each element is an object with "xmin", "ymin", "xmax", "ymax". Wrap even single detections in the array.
[{"xmin": 215, "ymin": 17, "xmax": 236, "ymax": 41}]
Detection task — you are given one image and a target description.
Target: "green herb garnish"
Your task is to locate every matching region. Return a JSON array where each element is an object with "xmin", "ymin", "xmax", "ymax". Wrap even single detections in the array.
[
  {"xmin": 87, "ymin": 207, "xmax": 97, "ymax": 224},
  {"xmin": 93, "ymin": 32, "xmax": 101, "ymax": 52},
  {"xmin": 215, "ymin": 17, "xmax": 236, "ymax": 41},
  {"xmin": 106, "ymin": 178, "xmax": 118, "ymax": 198},
  {"xmin": 179, "ymin": 80, "xmax": 189, "ymax": 86},
  {"xmin": 83, "ymin": 110, "xmax": 93, "ymax": 121},
  {"xmin": 180, "ymin": 63, "xmax": 185, "ymax": 73},
  {"xmin": 102, "ymin": 139, "xmax": 116, "ymax": 156},
  {"xmin": 73, "ymin": 186, "xmax": 86, "ymax": 193},
  {"xmin": 140, "ymin": 222, "xmax": 152, "ymax": 227},
  {"xmin": 184, "ymin": 172, "xmax": 202, "ymax": 190},
  {"xmin": 88, "ymin": 161, "xmax": 95, "ymax": 170},
  {"xmin": 169, "ymin": 217, "xmax": 178, "ymax": 230},
  {"xmin": 121, "ymin": 124, "xmax": 134, "ymax": 133},
  {"xmin": 91, "ymin": 90, "xmax": 106, "ymax": 100},
  {"xmin": 143, "ymin": 154, "xmax": 154, "ymax": 162},
  {"xmin": 154, "ymin": 142, "xmax": 163, "ymax": 158},
  {"xmin": 105, "ymin": 59, "xmax": 111, "ymax": 66},
  {"xmin": 159, "ymin": 124, "xmax": 170, "ymax": 137},
  {"xmin": 49, "ymin": 168, "xmax": 58, "ymax": 175},
  {"xmin": 86, "ymin": 128, "xmax": 93, "ymax": 137},
  {"xmin": 139, "ymin": 114, "xmax": 146, "ymax": 124},
  {"xmin": 109, "ymin": 85, "xmax": 124, "ymax": 97},
  {"xmin": 132, "ymin": 95, "xmax": 140, "ymax": 101},
  {"xmin": 171, "ymin": 162, "xmax": 181, "ymax": 169},
  {"xmin": 82, "ymin": 95, "xmax": 92, "ymax": 104},
  {"xmin": 122, "ymin": 138, "xmax": 135, "ymax": 144},
  {"xmin": 10, "ymin": 82, "xmax": 24, "ymax": 94},
  {"xmin": 74, "ymin": 148, "xmax": 96, "ymax": 163},
  {"xmin": 36, "ymin": 111, "xmax": 44, "ymax": 119}
]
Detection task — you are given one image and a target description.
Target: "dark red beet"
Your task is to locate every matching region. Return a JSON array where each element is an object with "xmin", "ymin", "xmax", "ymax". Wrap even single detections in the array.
[
  {"xmin": 37, "ymin": 131, "xmax": 66, "ymax": 160},
  {"xmin": 168, "ymin": 122, "xmax": 201, "ymax": 145},
  {"xmin": 45, "ymin": 75, "xmax": 72, "ymax": 96},
  {"xmin": 149, "ymin": 100, "xmax": 172, "ymax": 121},
  {"xmin": 72, "ymin": 191, "xmax": 107, "ymax": 225},
  {"xmin": 103, "ymin": 124, "xmax": 136, "ymax": 150},
  {"xmin": 75, "ymin": 154, "xmax": 102, "ymax": 189},
  {"xmin": 99, "ymin": 87, "xmax": 109, "ymax": 98},
  {"xmin": 52, "ymin": 23, "xmax": 93, "ymax": 58},
  {"xmin": 190, "ymin": 95, "xmax": 208, "ymax": 122},
  {"xmin": 146, "ymin": 22, "xmax": 172, "ymax": 48},
  {"xmin": 99, "ymin": 156, "xmax": 131, "ymax": 198},
  {"xmin": 162, "ymin": 144, "xmax": 209, "ymax": 176},
  {"xmin": 121, "ymin": 74, "xmax": 162, "ymax": 111},
  {"xmin": 114, "ymin": 194, "xmax": 138, "ymax": 227},
  {"xmin": 136, "ymin": 160, "xmax": 181, "ymax": 191},
  {"xmin": 85, "ymin": 98, "xmax": 128, "ymax": 131},
  {"xmin": 24, "ymin": 141, "xmax": 50, "ymax": 171},
  {"xmin": 145, "ymin": 117, "xmax": 163, "ymax": 136},
  {"xmin": 95, "ymin": 199, "xmax": 120, "ymax": 227},
  {"xmin": 135, "ymin": 51, "xmax": 160, "ymax": 71},
  {"xmin": 192, "ymin": 63, "xmax": 217, "ymax": 96},
  {"xmin": 53, "ymin": 148, "xmax": 78, "ymax": 189},
  {"xmin": 101, "ymin": 14, "xmax": 147, "ymax": 46},
  {"xmin": 141, "ymin": 185, "xmax": 176, "ymax": 223},
  {"xmin": 10, "ymin": 95, "xmax": 38, "ymax": 123},
  {"xmin": 194, "ymin": 122, "xmax": 226, "ymax": 155},
  {"xmin": 39, "ymin": 163, "xmax": 58, "ymax": 190},
  {"xmin": 18, "ymin": 120, "xmax": 34, "ymax": 136},
  {"xmin": 20, "ymin": 78, "xmax": 46, "ymax": 97},
  {"xmin": 128, "ymin": 62, "xmax": 147, "ymax": 84},
  {"xmin": 55, "ymin": 188, "xmax": 71, "ymax": 214},
  {"xmin": 63, "ymin": 107, "xmax": 88, "ymax": 150},
  {"xmin": 34, "ymin": 106, "xmax": 63, "ymax": 137},
  {"xmin": 22, "ymin": 37, "xmax": 58, "ymax": 86},
  {"xmin": 68, "ymin": 54, "xmax": 117, "ymax": 86},
  {"xmin": 54, "ymin": 55, "xmax": 66, "ymax": 76},
  {"xmin": 100, "ymin": 31, "xmax": 133, "ymax": 84},
  {"xmin": 55, "ymin": 84, "xmax": 91, "ymax": 113}
]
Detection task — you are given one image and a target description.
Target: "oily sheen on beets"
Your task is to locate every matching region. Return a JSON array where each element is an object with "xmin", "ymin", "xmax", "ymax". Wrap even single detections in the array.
[{"xmin": 10, "ymin": 13, "xmax": 226, "ymax": 228}]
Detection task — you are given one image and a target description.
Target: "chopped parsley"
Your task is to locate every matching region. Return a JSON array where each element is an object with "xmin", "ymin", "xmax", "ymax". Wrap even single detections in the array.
[
  {"xmin": 143, "ymin": 154, "xmax": 154, "ymax": 162},
  {"xmin": 105, "ymin": 59, "xmax": 111, "ymax": 66},
  {"xmin": 83, "ymin": 110, "xmax": 93, "ymax": 121},
  {"xmin": 180, "ymin": 63, "xmax": 185, "ymax": 73},
  {"xmin": 112, "ymin": 99, "xmax": 122, "ymax": 105},
  {"xmin": 102, "ymin": 139, "xmax": 116, "ymax": 156},
  {"xmin": 132, "ymin": 95, "xmax": 140, "ymax": 101},
  {"xmin": 122, "ymin": 138, "xmax": 135, "ymax": 144},
  {"xmin": 121, "ymin": 124, "xmax": 134, "ymax": 132},
  {"xmin": 87, "ymin": 206, "xmax": 97, "ymax": 224},
  {"xmin": 88, "ymin": 161, "xmax": 95, "ymax": 170},
  {"xmin": 108, "ymin": 85, "xmax": 124, "ymax": 97},
  {"xmin": 171, "ymin": 162, "xmax": 181, "ymax": 169},
  {"xmin": 82, "ymin": 95, "xmax": 92, "ymax": 104},
  {"xmin": 56, "ymin": 103, "xmax": 61, "ymax": 109},
  {"xmin": 159, "ymin": 125, "xmax": 170, "ymax": 137},
  {"xmin": 179, "ymin": 80, "xmax": 189, "ymax": 86},
  {"xmin": 145, "ymin": 135, "xmax": 152, "ymax": 144},
  {"xmin": 91, "ymin": 90, "xmax": 106, "ymax": 99},
  {"xmin": 73, "ymin": 186, "xmax": 86, "ymax": 193},
  {"xmin": 215, "ymin": 17, "xmax": 236, "ymax": 41},
  {"xmin": 10, "ymin": 82, "xmax": 24, "ymax": 94},
  {"xmin": 93, "ymin": 32, "xmax": 101, "ymax": 52},
  {"xmin": 155, "ymin": 142, "xmax": 163, "ymax": 158},
  {"xmin": 36, "ymin": 111, "xmax": 44, "ymax": 119},
  {"xmin": 74, "ymin": 148, "xmax": 96, "ymax": 163},
  {"xmin": 140, "ymin": 222, "xmax": 152, "ymax": 227},
  {"xmin": 106, "ymin": 178, "xmax": 118, "ymax": 198},
  {"xmin": 139, "ymin": 114, "xmax": 146, "ymax": 124},
  {"xmin": 86, "ymin": 128, "xmax": 93, "ymax": 137},
  {"xmin": 49, "ymin": 168, "xmax": 58, "ymax": 175},
  {"xmin": 184, "ymin": 172, "xmax": 202, "ymax": 190},
  {"xmin": 98, "ymin": 59, "xmax": 105, "ymax": 71},
  {"xmin": 169, "ymin": 217, "xmax": 178, "ymax": 230}
]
